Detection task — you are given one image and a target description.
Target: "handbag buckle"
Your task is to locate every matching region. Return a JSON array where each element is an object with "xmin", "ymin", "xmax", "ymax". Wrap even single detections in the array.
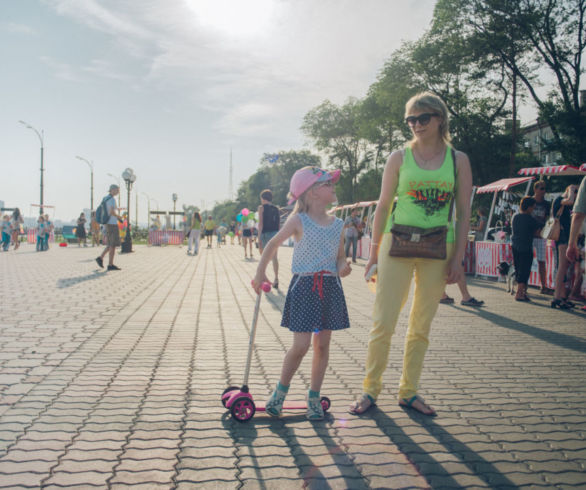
[{"xmin": 410, "ymin": 233, "xmax": 421, "ymax": 242}]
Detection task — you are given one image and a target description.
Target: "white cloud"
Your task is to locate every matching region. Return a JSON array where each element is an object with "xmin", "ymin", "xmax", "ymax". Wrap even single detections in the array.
[{"xmin": 0, "ymin": 21, "xmax": 37, "ymax": 35}]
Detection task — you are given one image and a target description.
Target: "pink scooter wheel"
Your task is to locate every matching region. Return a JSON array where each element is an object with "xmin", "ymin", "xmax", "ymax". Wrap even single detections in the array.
[
  {"xmin": 221, "ymin": 386, "xmax": 240, "ymax": 408},
  {"xmin": 320, "ymin": 396, "xmax": 331, "ymax": 413},
  {"xmin": 231, "ymin": 396, "xmax": 256, "ymax": 422}
]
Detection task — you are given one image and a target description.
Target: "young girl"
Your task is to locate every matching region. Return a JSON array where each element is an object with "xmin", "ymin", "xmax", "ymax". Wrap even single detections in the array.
[{"xmin": 252, "ymin": 166, "xmax": 352, "ymax": 420}]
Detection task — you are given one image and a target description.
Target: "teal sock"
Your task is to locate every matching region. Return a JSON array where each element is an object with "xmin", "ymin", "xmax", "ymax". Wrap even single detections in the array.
[
  {"xmin": 308, "ymin": 389, "xmax": 320, "ymax": 398},
  {"xmin": 277, "ymin": 381, "xmax": 289, "ymax": 393}
]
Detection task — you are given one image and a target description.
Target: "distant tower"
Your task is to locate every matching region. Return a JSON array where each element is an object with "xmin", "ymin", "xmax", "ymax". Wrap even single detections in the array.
[{"xmin": 229, "ymin": 148, "xmax": 233, "ymax": 200}]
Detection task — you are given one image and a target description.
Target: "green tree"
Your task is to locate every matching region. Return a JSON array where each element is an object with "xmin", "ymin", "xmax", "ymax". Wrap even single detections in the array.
[
  {"xmin": 302, "ymin": 98, "xmax": 372, "ymax": 203},
  {"xmin": 451, "ymin": 0, "xmax": 586, "ymax": 163}
]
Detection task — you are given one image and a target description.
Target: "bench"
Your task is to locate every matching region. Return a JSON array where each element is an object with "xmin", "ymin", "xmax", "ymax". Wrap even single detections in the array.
[{"xmin": 61, "ymin": 225, "xmax": 77, "ymax": 243}]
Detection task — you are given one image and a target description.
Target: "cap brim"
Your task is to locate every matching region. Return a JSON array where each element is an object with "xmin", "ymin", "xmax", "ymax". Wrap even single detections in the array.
[{"xmin": 329, "ymin": 169, "xmax": 341, "ymax": 183}]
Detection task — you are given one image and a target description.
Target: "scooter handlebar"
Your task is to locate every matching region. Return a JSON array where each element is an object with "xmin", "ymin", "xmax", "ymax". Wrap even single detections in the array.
[{"xmin": 251, "ymin": 280, "xmax": 272, "ymax": 293}]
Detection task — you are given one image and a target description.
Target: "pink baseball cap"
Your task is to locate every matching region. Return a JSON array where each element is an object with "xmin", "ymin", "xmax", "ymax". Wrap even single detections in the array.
[{"xmin": 288, "ymin": 166, "xmax": 341, "ymax": 204}]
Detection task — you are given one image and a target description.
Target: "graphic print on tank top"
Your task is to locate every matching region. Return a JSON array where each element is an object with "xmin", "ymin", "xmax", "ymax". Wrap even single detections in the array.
[{"xmin": 407, "ymin": 181, "xmax": 454, "ymax": 217}]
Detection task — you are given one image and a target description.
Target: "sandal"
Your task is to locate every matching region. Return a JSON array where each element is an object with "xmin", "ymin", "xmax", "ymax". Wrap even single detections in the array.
[
  {"xmin": 399, "ymin": 395, "xmax": 437, "ymax": 417},
  {"xmin": 348, "ymin": 394, "xmax": 376, "ymax": 415},
  {"xmin": 439, "ymin": 295, "xmax": 454, "ymax": 305}
]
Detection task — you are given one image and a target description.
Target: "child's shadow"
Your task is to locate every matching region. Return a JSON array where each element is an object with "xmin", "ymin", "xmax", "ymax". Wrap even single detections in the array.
[{"xmin": 56, "ymin": 270, "xmax": 105, "ymax": 288}]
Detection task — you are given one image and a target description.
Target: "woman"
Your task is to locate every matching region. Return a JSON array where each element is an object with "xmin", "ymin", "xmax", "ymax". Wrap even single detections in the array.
[
  {"xmin": 551, "ymin": 184, "xmax": 578, "ymax": 309},
  {"xmin": 11, "ymin": 208, "xmax": 23, "ymax": 250},
  {"xmin": 350, "ymin": 92, "xmax": 472, "ymax": 416},
  {"xmin": 76, "ymin": 212, "xmax": 87, "ymax": 247},
  {"xmin": 187, "ymin": 211, "xmax": 202, "ymax": 255},
  {"xmin": 90, "ymin": 211, "xmax": 101, "ymax": 247}
]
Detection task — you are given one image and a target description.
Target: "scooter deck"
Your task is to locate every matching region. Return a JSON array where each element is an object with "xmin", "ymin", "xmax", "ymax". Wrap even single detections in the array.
[{"xmin": 255, "ymin": 401, "xmax": 307, "ymax": 411}]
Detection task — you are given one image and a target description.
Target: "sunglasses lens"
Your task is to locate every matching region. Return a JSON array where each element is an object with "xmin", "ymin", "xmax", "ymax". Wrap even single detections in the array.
[
  {"xmin": 419, "ymin": 114, "xmax": 431, "ymax": 125},
  {"xmin": 406, "ymin": 117, "xmax": 416, "ymax": 126}
]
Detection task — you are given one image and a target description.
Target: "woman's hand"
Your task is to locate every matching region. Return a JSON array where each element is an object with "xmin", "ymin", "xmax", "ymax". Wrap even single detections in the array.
[
  {"xmin": 364, "ymin": 256, "xmax": 378, "ymax": 280},
  {"xmin": 446, "ymin": 258, "xmax": 463, "ymax": 284},
  {"xmin": 338, "ymin": 259, "xmax": 352, "ymax": 278}
]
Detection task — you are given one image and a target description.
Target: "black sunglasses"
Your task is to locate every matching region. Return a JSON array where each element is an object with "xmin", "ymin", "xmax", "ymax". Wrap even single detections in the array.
[
  {"xmin": 536, "ymin": 186, "xmax": 545, "ymax": 190},
  {"xmin": 405, "ymin": 113, "xmax": 440, "ymax": 127}
]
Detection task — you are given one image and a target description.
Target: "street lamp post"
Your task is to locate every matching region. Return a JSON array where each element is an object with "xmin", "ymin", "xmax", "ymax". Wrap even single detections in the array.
[
  {"xmin": 172, "ymin": 193, "xmax": 178, "ymax": 229},
  {"xmin": 19, "ymin": 120, "xmax": 44, "ymax": 216},
  {"xmin": 121, "ymin": 168, "xmax": 137, "ymax": 253},
  {"xmin": 76, "ymin": 156, "xmax": 94, "ymax": 211},
  {"xmin": 107, "ymin": 173, "xmax": 122, "ymax": 207}
]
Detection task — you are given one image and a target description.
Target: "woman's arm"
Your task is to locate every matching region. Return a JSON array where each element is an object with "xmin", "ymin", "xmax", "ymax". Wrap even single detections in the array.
[
  {"xmin": 447, "ymin": 151, "xmax": 473, "ymax": 284},
  {"xmin": 257, "ymin": 205, "xmax": 264, "ymax": 235},
  {"xmin": 364, "ymin": 151, "xmax": 402, "ymax": 274}
]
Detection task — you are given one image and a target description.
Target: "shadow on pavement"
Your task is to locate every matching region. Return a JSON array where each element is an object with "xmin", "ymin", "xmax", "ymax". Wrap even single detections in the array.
[
  {"xmin": 56, "ymin": 270, "xmax": 105, "ymax": 288},
  {"xmin": 451, "ymin": 306, "xmax": 586, "ymax": 352},
  {"xmin": 370, "ymin": 407, "xmax": 517, "ymax": 488}
]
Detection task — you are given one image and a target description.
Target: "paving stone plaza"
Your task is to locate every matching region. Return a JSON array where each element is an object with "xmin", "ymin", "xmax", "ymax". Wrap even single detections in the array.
[{"xmin": 0, "ymin": 243, "xmax": 585, "ymax": 489}]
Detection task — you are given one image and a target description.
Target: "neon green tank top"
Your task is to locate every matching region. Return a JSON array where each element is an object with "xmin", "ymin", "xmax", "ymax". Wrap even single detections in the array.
[{"xmin": 384, "ymin": 147, "xmax": 456, "ymax": 243}]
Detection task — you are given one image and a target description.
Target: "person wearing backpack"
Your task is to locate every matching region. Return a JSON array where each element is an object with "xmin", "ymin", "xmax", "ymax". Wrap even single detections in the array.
[
  {"xmin": 258, "ymin": 189, "xmax": 281, "ymax": 289},
  {"xmin": 96, "ymin": 184, "xmax": 123, "ymax": 271}
]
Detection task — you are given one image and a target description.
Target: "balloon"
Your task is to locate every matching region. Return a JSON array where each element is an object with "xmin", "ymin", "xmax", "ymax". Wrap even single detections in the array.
[
  {"xmin": 228, "ymin": 232, "xmax": 234, "ymax": 237},
  {"xmin": 242, "ymin": 208, "xmax": 250, "ymax": 217},
  {"xmin": 236, "ymin": 214, "xmax": 242, "ymax": 222}
]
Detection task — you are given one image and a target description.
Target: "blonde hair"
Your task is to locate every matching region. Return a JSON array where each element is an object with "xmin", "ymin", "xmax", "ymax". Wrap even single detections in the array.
[
  {"xmin": 289, "ymin": 190, "xmax": 311, "ymax": 216},
  {"xmin": 405, "ymin": 91, "xmax": 451, "ymax": 146}
]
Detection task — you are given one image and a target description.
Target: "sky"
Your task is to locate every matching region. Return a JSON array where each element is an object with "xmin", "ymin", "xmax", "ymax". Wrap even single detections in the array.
[{"xmin": 2, "ymin": 0, "xmax": 468, "ymax": 223}]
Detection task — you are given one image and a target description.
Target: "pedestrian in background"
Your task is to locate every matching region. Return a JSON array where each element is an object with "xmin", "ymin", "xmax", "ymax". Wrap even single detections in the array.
[
  {"xmin": 187, "ymin": 211, "xmax": 202, "ymax": 255},
  {"xmin": 258, "ymin": 189, "xmax": 281, "ymax": 288},
  {"xmin": 43, "ymin": 214, "xmax": 53, "ymax": 251},
  {"xmin": 343, "ymin": 209, "xmax": 361, "ymax": 263},
  {"xmin": 11, "ymin": 208, "xmax": 23, "ymax": 250},
  {"xmin": 529, "ymin": 181, "xmax": 553, "ymax": 294},
  {"xmin": 511, "ymin": 197, "xmax": 541, "ymax": 302},
  {"xmin": 96, "ymin": 184, "xmax": 123, "ymax": 271},
  {"xmin": 76, "ymin": 212, "xmax": 87, "ymax": 247},
  {"xmin": 551, "ymin": 184, "xmax": 578, "ymax": 308},
  {"xmin": 1, "ymin": 215, "xmax": 11, "ymax": 251},
  {"xmin": 36, "ymin": 215, "xmax": 46, "ymax": 252},
  {"xmin": 90, "ymin": 211, "xmax": 101, "ymax": 247}
]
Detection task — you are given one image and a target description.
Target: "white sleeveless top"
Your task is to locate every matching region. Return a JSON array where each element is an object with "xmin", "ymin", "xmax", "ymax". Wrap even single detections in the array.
[{"xmin": 291, "ymin": 213, "xmax": 344, "ymax": 274}]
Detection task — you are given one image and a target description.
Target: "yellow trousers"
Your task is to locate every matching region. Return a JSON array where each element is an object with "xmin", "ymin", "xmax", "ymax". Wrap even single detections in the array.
[{"xmin": 363, "ymin": 233, "xmax": 453, "ymax": 400}]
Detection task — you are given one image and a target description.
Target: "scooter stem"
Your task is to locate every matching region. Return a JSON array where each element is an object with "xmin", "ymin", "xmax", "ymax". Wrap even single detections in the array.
[{"xmin": 242, "ymin": 291, "xmax": 262, "ymax": 387}]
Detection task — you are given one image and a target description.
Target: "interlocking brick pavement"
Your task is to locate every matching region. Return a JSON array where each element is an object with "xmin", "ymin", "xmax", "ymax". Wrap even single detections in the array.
[{"xmin": 1, "ymin": 242, "xmax": 585, "ymax": 489}]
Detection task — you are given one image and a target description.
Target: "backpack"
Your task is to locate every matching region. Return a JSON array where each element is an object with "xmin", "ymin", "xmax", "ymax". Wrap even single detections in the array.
[
  {"xmin": 262, "ymin": 204, "xmax": 280, "ymax": 232},
  {"xmin": 95, "ymin": 196, "xmax": 110, "ymax": 225}
]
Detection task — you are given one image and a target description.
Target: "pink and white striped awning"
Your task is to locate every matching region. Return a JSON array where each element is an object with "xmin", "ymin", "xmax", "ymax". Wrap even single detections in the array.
[
  {"xmin": 518, "ymin": 165, "xmax": 586, "ymax": 176},
  {"xmin": 476, "ymin": 177, "xmax": 534, "ymax": 194}
]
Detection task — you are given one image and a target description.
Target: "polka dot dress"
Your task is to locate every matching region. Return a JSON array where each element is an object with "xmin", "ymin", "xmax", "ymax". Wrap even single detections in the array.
[{"xmin": 281, "ymin": 213, "xmax": 350, "ymax": 332}]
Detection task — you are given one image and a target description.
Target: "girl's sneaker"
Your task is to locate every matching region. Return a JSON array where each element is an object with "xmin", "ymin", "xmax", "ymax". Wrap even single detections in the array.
[
  {"xmin": 265, "ymin": 387, "xmax": 287, "ymax": 417},
  {"xmin": 307, "ymin": 396, "xmax": 324, "ymax": 421}
]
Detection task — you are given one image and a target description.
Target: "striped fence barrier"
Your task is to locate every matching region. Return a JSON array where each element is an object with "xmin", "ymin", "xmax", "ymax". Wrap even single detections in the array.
[{"xmin": 148, "ymin": 230, "xmax": 185, "ymax": 245}]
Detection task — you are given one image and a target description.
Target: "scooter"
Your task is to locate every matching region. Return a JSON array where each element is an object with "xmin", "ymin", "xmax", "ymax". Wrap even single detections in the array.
[{"xmin": 221, "ymin": 281, "xmax": 331, "ymax": 422}]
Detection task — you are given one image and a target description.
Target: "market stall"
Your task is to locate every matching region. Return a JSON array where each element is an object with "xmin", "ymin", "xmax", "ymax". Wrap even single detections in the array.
[{"xmin": 473, "ymin": 176, "xmax": 555, "ymax": 286}]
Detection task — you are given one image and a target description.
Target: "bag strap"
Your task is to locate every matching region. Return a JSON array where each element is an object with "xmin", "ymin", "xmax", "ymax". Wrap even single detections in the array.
[
  {"xmin": 447, "ymin": 148, "xmax": 457, "ymax": 223},
  {"xmin": 553, "ymin": 201, "xmax": 564, "ymax": 219}
]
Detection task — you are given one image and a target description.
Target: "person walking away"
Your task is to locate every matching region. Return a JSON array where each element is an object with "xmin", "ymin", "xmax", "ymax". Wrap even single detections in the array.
[
  {"xmin": 76, "ymin": 212, "xmax": 87, "ymax": 247},
  {"xmin": 36, "ymin": 215, "xmax": 45, "ymax": 252},
  {"xmin": 187, "ymin": 211, "xmax": 202, "ymax": 255},
  {"xmin": 90, "ymin": 211, "xmax": 101, "ymax": 247},
  {"xmin": 242, "ymin": 217, "xmax": 253, "ymax": 259},
  {"xmin": 1, "ymin": 215, "xmax": 11, "ymax": 251},
  {"xmin": 257, "ymin": 189, "xmax": 281, "ymax": 288},
  {"xmin": 511, "ymin": 197, "xmax": 542, "ymax": 302},
  {"xmin": 529, "ymin": 181, "xmax": 553, "ymax": 294},
  {"xmin": 229, "ymin": 221, "xmax": 236, "ymax": 245},
  {"xmin": 551, "ymin": 185, "xmax": 578, "ymax": 308},
  {"xmin": 204, "ymin": 216, "xmax": 215, "ymax": 249},
  {"xmin": 350, "ymin": 92, "xmax": 472, "ymax": 416},
  {"xmin": 566, "ymin": 177, "xmax": 586, "ymax": 311},
  {"xmin": 343, "ymin": 209, "xmax": 361, "ymax": 263},
  {"xmin": 11, "ymin": 208, "xmax": 24, "ymax": 250},
  {"xmin": 96, "ymin": 185, "xmax": 123, "ymax": 271},
  {"xmin": 252, "ymin": 166, "xmax": 351, "ymax": 420}
]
